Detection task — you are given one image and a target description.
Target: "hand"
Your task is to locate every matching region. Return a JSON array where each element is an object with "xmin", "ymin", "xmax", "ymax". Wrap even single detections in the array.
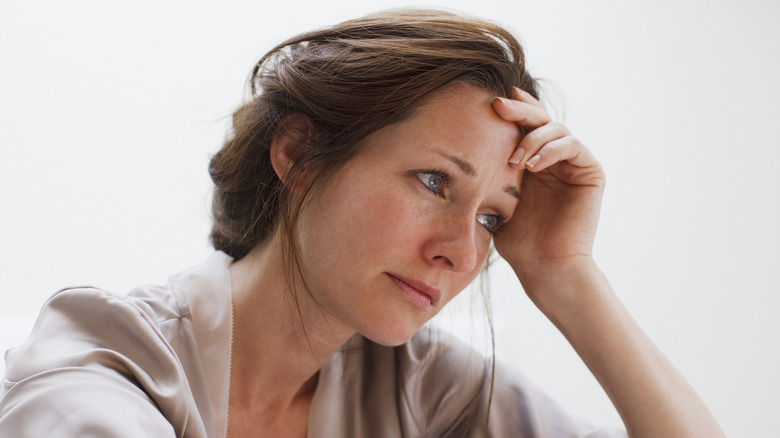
[
  {"xmin": 491, "ymin": 88, "xmax": 605, "ymax": 290},
  {"xmin": 491, "ymin": 90, "xmax": 727, "ymax": 438}
]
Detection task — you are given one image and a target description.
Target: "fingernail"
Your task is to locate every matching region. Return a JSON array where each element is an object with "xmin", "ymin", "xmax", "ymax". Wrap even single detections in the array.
[
  {"xmin": 525, "ymin": 154, "xmax": 541, "ymax": 168},
  {"xmin": 494, "ymin": 97, "xmax": 511, "ymax": 105},
  {"xmin": 508, "ymin": 148, "xmax": 525, "ymax": 164}
]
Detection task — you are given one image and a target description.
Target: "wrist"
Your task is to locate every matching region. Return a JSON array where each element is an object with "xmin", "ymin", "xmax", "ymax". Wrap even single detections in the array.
[{"xmin": 511, "ymin": 256, "xmax": 606, "ymax": 321}]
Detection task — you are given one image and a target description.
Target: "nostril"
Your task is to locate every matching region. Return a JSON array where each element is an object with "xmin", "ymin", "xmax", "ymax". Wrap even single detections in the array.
[{"xmin": 433, "ymin": 255, "xmax": 454, "ymax": 268}]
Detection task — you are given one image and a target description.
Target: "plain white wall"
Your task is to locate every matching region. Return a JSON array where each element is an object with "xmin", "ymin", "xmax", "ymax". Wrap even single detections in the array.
[{"xmin": 1, "ymin": 0, "xmax": 778, "ymax": 436}]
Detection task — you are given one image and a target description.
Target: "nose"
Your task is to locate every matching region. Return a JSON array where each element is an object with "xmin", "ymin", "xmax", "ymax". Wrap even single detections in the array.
[{"xmin": 422, "ymin": 214, "xmax": 480, "ymax": 273}]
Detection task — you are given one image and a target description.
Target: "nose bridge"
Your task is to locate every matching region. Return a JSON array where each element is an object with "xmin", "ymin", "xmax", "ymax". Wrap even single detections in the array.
[{"xmin": 425, "ymin": 209, "xmax": 480, "ymax": 273}]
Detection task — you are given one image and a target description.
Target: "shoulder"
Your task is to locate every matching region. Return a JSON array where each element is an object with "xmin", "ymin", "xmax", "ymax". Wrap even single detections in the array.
[
  {"xmin": 3, "ymin": 285, "xmax": 192, "ymax": 391},
  {"xmin": 391, "ymin": 327, "xmax": 627, "ymax": 437},
  {"xmin": 0, "ymin": 253, "xmax": 234, "ymax": 437},
  {"xmin": 47, "ymin": 283, "xmax": 186, "ymax": 328},
  {"xmin": 10, "ymin": 284, "xmax": 188, "ymax": 367},
  {"xmin": 0, "ymin": 286, "xmax": 196, "ymax": 436}
]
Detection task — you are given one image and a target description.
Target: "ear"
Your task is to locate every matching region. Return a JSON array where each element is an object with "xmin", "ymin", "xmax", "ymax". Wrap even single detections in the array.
[{"xmin": 270, "ymin": 114, "xmax": 312, "ymax": 188}]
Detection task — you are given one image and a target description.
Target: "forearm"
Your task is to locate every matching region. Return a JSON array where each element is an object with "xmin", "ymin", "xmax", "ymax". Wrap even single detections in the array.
[{"xmin": 516, "ymin": 259, "xmax": 725, "ymax": 438}]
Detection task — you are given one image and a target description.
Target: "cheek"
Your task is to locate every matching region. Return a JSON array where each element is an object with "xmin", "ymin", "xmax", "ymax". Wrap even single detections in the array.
[
  {"xmin": 355, "ymin": 187, "xmax": 426, "ymax": 249},
  {"xmin": 311, "ymin": 177, "xmax": 422, "ymax": 264}
]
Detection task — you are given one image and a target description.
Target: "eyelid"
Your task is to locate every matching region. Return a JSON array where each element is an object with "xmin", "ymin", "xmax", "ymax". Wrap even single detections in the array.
[
  {"xmin": 477, "ymin": 212, "xmax": 509, "ymax": 236},
  {"xmin": 414, "ymin": 168, "xmax": 513, "ymax": 234},
  {"xmin": 414, "ymin": 169, "xmax": 450, "ymax": 195},
  {"xmin": 423, "ymin": 169, "xmax": 449, "ymax": 184}
]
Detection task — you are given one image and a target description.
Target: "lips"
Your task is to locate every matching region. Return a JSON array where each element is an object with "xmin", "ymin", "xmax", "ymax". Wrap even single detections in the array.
[{"xmin": 386, "ymin": 273, "xmax": 441, "ymax": 310}]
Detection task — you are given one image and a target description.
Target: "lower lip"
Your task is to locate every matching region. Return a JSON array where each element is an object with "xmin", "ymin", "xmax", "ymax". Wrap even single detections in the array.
[{"xmin": 388, "ymin": 274, "xmax": 433, "ymax": 310}]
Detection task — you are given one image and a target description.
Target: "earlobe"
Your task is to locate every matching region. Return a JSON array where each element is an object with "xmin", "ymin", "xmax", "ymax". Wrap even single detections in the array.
[{"xmin": 269, "ymin": 114, "xmax": 312, "ymax": 188}]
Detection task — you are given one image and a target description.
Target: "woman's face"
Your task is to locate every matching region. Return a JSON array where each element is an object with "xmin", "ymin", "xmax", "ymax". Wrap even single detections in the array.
[{"xmin": 296, "ymin": 85, "xmax": 523, "ymax": 346}]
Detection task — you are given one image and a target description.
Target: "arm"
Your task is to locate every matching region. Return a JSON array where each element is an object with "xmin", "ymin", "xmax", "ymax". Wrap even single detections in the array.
[
  {"xmin": 491, "ymin": 89, "xmax": 725, "ymax": 437},
  {"xmin": 0, "ymin": 288, "xmax": 185, "ymax": 437},
  {"xmin": 1, "ymin": 368, "xmax": 177, "ymax": 437}
]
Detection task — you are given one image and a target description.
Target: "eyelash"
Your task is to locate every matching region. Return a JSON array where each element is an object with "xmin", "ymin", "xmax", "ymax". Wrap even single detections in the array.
[
  {"xmin": 478, "ymin": 213, "xmax": 508, "ymax": 236},
  {"xmin": 414, "ymin": 169, "xmax": 508, "ymax": 236},
  {"xmin": 416, "ymin": 169, "xmax": 449, "ymax": 195}
]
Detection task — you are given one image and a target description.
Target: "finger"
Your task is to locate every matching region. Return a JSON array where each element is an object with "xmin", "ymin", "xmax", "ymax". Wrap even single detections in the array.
[
  {"xmin": 508, "ymin": 146, "xmax": 526, "ymax": 167},
  {"xmin": 520, "ymin": 122, "xmax": 570, "ymax": 154},
  {"xmin": 523, "ymin": 135, "xmax": 595, "ymax": 173},
  {"xmin": 511, "ymin": 87, "xmax": 546, "ymax": 110},
  {"xmin": 508, "ymin": 122, "xmax": 570, "ymax": 168},
  {"xmin": 492, "ymin": 97, "xmax": 551, "ymax": 129}
]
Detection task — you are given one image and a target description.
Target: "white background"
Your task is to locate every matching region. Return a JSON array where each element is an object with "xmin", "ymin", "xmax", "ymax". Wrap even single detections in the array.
[{"xmin": 1, "ymin": 0, "xmax": 778, "ymax": 436}]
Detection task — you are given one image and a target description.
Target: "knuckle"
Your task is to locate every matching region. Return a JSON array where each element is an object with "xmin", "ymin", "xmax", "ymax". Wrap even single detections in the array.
[
  {"xmin": 565, "ymin": 135, "xmax": 583, "ymax": 149},
  {"xmin": 524, "ymin": 127, "xmax": 541, "ymax": 142},
  {"xmin": 548, "ymin": 121, "xmax": 567, "ymax": 132},
  {"xmin": 544, "ymin": 139, "xmax": 562, "ymax": 155}
]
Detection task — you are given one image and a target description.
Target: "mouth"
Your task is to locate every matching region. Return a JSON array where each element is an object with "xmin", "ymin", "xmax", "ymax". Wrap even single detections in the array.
[{"xmin": 386, "ymin": 273, "xmax": 441, "ymax": 310}]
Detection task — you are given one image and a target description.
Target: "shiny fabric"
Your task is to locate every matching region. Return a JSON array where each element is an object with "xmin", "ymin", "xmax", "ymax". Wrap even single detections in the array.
[{"xmin": 0, "ymin": 252, "xmax": 625, "ymax": 437}]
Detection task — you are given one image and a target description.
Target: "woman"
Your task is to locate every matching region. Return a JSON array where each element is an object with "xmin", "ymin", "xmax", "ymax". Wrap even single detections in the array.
[{"xmin": 0, "ymin": 8, "xmax": 724, "ymax": 437}]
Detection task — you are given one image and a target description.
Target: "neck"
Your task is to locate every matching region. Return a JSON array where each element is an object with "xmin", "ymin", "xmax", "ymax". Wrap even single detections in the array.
[{"xmin": 228, "ymin": 233, "xmax": 356, "ymax": 413}]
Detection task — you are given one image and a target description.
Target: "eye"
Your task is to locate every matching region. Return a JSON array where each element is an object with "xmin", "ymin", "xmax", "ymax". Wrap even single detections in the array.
[
  {"xmin": 415, "ymin": 171, "xmax": 448, "ymax": 195},
  {"xmin": 476, "ymin": 213, "xmax": 508, "ymax": 236}
]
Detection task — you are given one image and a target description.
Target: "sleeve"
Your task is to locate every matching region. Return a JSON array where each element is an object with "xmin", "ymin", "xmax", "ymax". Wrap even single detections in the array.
[
  {"xmin": 0, "ymin": 368, "xmax": 176, "ymax": 436},
  {"xmin": 395, "ymin": 329, "xmax": 627, "ymax": 438},
  {"xmin": 485, "ymin": 361, "xmax": 627, "ymax": 438},
  {"xmin": 0, "ymin": 287, "xmax": 196, "ymax": 437}
]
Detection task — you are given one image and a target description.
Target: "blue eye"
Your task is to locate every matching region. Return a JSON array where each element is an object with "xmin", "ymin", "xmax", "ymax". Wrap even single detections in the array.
[
  {"xmin": 476, "ymin": 214, "xmax": 496, "ymax": 230},
  {"xmin": 416, "ymin": 171, "xmax": 446, "ymax": 194},
  {"xmin": 477, "ymin": 213, "xmax": 508, "ymax": 235}
]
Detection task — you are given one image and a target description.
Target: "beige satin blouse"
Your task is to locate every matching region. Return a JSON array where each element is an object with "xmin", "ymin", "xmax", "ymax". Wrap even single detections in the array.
[{"xmin": 0, "ymin": 252, "xmax": 625, "ymax": 437}]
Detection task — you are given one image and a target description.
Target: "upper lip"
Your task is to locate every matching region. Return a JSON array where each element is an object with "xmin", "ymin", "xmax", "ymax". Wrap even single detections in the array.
[{"xmin": 387, "ymin": 273, "xmax": 442, "ymax": 306}]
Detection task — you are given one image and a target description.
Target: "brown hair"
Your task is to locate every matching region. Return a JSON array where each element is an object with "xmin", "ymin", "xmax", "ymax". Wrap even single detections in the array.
[{"xmin": 208, "ymin": 8, "xmax": 538, "ymax": 261}]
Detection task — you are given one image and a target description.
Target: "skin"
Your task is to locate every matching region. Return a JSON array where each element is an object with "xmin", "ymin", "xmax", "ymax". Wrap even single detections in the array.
[
  {"xmin": 494, "ymin": 88, "xmax": 725, "ymax": 437},
  {"xmin": 226, "ymin": 85, "xmax": 726, "ymax": 437},
  {"xmin": 291, "ymin": 86, "xmax": 523, "ymax": 347}
]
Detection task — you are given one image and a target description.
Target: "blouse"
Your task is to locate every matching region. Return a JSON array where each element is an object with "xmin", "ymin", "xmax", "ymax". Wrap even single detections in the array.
[{"xmin": 0, "ymin": 251, "xmax": 625, "ymax": 437}]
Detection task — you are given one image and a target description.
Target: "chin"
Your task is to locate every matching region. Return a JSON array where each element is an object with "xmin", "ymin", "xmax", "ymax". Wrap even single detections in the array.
[
  {"xmin": 358, "ymin": 319, "xmax": 422, "ymax": 347},
  {"xmin": 364, "ymin": 335, "xmax": 415, "ymax": 348}
]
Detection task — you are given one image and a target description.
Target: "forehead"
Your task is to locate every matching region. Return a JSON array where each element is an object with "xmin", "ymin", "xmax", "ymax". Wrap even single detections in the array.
[
  {"xmin": 359, "ymin": 85, "xmax": 522, "ymax": 187},
  {"xmin": 350, "ymin": 84, "xmax": 523, "ymax": 193},
  {"xmin": 340, "ymin": 85, "xmax": 522, "ymax": 204},
  {"xmin": 413, "ymin": 84, "xmax": 521, "ymax": 157}
]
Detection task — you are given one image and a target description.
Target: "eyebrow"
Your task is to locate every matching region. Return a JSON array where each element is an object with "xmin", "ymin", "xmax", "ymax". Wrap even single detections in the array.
[
  {"xmin": 435, "ymin": 150, "xmax": 521, "ymax": 201},
  {"xmin": 504, "ymin": 186, "xmax": 521, "ymax": 201},
  {"xmin": 437, "ymin": 151, "xmax": 476, "ymax": 177}
]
